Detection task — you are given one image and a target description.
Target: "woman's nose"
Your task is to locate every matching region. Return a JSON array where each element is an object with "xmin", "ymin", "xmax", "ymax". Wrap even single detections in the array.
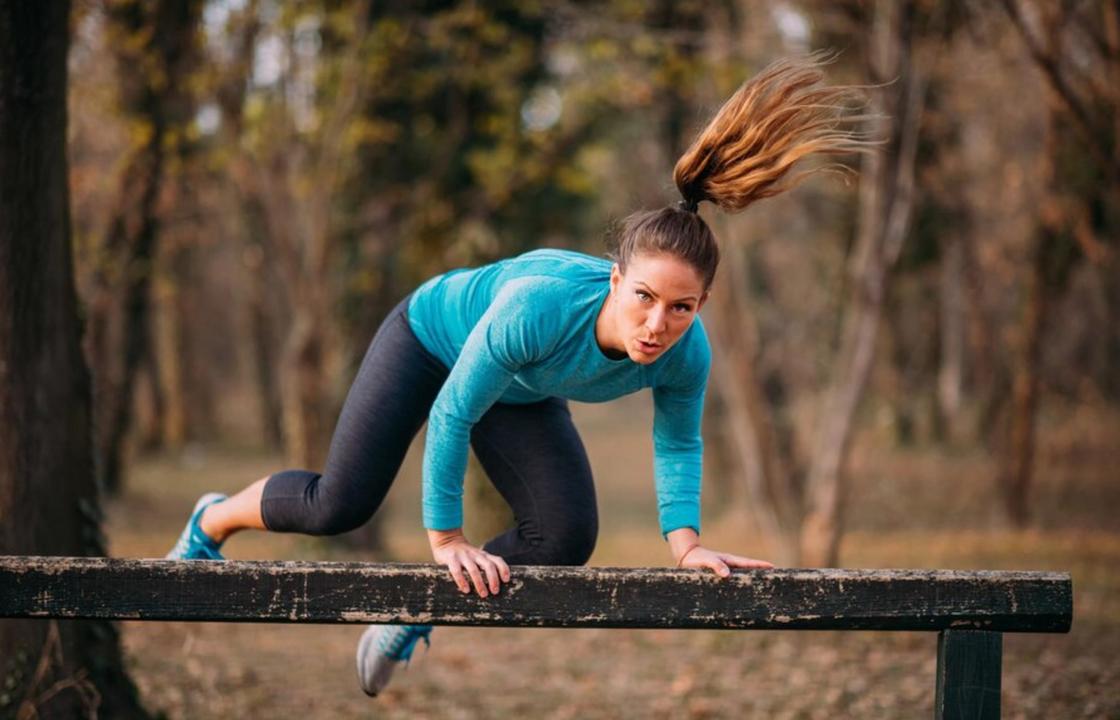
[{"xmin": 645, "ymin": 306, "xmax": 667, "ymax": 334}]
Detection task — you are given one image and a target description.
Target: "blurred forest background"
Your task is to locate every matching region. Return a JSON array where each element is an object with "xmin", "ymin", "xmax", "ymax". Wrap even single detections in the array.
[{"xmin": 2, "ymin": 0, "xmax": 1118, "ymax": 718}]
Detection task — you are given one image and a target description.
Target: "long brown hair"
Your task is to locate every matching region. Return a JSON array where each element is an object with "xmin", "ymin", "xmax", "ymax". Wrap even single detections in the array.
[{"xmin": 615, "ymin": 53, "xmax": 872, "ymax": 289}]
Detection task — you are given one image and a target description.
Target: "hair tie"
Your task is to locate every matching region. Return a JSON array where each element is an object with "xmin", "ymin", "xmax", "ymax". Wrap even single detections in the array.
[{"xmin": 678, "ymin": 197, "xmax": 699, "ymax": 214}]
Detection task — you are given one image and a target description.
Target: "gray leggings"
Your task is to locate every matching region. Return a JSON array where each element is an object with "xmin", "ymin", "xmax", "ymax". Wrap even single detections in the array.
[{"xmin": 260, "ymin": 296, "xmax": 598, "ymax": 566}]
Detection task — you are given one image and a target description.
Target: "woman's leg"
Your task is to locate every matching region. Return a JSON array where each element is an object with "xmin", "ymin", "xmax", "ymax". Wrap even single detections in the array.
[
  {"xmin": 197, "ymin": 298, "xmax": 448, "ymax": 542},
  {"xmin": 359, "ymin": 397, "xmax": 595, "ymax": 697},
  {"xmin": 470, "ymin": 397, "xmax": 598, "ymax": 566},
  {"xmin": 198, "ymin": 477, "xmax": 266, "ymax": 542}
]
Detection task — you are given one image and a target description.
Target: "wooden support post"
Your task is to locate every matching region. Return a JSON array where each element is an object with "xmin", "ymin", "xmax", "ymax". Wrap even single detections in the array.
[{"xmin": 935, "ymin": 629, "xmax": 1002, "ymax": 720}]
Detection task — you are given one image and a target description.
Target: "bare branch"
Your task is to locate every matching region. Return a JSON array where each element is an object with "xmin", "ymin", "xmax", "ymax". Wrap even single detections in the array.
[{"xmin": 999, "ymin": 0, "xmax": 1108, "ymax": 167}]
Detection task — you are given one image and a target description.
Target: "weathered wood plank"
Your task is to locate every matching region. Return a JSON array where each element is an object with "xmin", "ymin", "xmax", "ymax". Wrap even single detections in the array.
[
  {"xmin": 935, "ymin": 630, "xmax": 1002, "ymax": 720},
  {"xmin": 0, "ymin": 557, "xmax": 1072, "ymax": 631}
]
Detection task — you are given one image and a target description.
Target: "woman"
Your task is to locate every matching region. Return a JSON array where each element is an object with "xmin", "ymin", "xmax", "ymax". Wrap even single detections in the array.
[{"xmin": 167, "ymin": 55, "xmax": 868, "ymax": 696}]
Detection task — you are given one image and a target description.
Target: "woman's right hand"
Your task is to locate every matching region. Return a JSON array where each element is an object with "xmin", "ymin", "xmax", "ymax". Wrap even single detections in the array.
[{"xmin": 428, "ymin": 528, "xmax": 510, "ymax": 598}]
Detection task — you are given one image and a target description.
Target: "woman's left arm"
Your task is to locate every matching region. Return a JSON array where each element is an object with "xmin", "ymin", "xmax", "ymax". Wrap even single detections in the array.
[
  {"xmin": 655, "ymin": 326, "xmax": 773, "ymax": 574},
  {"xmin": 667, "ymin": 527, "xmax": 773, "ymax": 575}
]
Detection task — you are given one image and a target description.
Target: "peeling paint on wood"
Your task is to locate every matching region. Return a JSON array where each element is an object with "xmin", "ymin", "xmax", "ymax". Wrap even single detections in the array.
[{"xmin": 0, "ymin": 556, "xmax": 1072, "ymax": 632}]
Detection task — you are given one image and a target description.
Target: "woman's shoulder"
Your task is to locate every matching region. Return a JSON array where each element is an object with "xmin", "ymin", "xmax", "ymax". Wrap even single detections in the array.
[
  {"xmin": 492, "ymin": 272, "xmax": 584, "ymax": 305},
  {"xmin": 499, "ymin": 248, "xmax": 612, "ymax": 281},
  {"xmin": 491, "ymin": 249, "xmax": 609, "ymax": 304}
]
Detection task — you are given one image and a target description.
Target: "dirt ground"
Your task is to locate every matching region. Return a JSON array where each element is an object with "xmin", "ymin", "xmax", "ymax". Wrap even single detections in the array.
[{"xmin": 105, "ymin": 396, "xmax": 1120, "ymax": 719}]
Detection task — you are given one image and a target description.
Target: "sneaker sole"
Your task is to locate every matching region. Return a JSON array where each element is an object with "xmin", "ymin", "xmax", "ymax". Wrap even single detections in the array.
[{"xmin": 356, "ymin": 625, "xmax": 392, "ymax": 697}]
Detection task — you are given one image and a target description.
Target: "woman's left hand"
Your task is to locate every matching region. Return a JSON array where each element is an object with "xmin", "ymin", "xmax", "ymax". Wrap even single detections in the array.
[{"xmin": 676, "ymin": 545, "xmax": 774, "ymax": 577}]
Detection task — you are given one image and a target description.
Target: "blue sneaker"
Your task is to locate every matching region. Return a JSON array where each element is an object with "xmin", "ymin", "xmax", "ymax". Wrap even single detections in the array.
[
  {"xmin": 356, "ymin": 624, "xmax": 433, "ymax": 696},
  {"xmin": 166, "ymin": 493, "xmax": 228, "ymax": 560}
]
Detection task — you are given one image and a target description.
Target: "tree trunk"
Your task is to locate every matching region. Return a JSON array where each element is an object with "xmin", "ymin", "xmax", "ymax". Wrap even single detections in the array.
[
  {"xmin": 153, "ymin": 272, "xmax": 187, "ymax": 449},
  {"xmin": 280, "ymin": 307, "xmax": 331, "ymax": 470},
  {"xmin": 938, "ymin": 235, "xmax": 965, "ymax": 434},
  {"xmin": 801, "ymin": 0, "xmax": 925, "ymax": 567},
  {"xmin": 137, "ymin": 335, "xmax": 168, "ymax": 452},
  {"xmin": 87, "ymin": 0, "xmax": 200, "ymax": 494},
  {"xmin": 174, "ymin": 241, "xmax": 220, "ymax": 444},
  {"xmin": 994, "ymin": 0, "xmax": 1107, "ymax": 526},
  {"xmin": 997, "ymin": 127, "xmax": 1063, "ymax": 526},
  {"xmin": 999, "ymin": 233, "xmax": 1048, "ymax": 526},
  {"xmin": 0, "ymin": 4, "xmax": 149, "ymax": 717},
  {"xmin": 705, "ymin": 238, "xmax": 801, "ymax": 564},
  {"xmin": 247, "ymin": 248, "xmax": 286, "ymax": 451}
]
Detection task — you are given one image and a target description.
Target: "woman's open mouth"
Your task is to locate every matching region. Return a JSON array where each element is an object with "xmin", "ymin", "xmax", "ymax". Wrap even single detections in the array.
[{"xmin": 636, "ymin": 339, "xmax": 662, "ymax": 355}]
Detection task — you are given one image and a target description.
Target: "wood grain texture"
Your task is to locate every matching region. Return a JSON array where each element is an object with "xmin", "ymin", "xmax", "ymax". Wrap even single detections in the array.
[
  {"xmin": 936, "ymin": 630, "xmax": 1003, "ymax": 720},
  {"xmin": 0, "ymin": 557, "xmax": 1072, "ymax": 631}
]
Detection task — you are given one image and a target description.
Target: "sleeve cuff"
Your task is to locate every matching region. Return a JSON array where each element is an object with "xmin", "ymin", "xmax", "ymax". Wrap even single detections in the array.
[
  {"xmin": 423, "ymin": 504, "xmax": 464, "ymax": 531},
  {"xmin": 658, "ymin": 502, "xmax": 701, "ymax": 538}
]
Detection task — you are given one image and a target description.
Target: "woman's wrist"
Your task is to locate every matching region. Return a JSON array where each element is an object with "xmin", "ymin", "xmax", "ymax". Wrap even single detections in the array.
[
  {"xmin": 676, "ymin": 544, "xmax": 702, "ymax": 567},
  {"xmin": 666, "ymin": 527, "xmax": 701, "ymax": 565},
  {"xmin": 427, "ymin": 527, "xmax": 466, "ymax": 549}
]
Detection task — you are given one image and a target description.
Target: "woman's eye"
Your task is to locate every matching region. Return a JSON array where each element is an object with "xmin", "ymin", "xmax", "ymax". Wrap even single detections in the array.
[
  {"xmin": 636, "ymin": 291, "xmax": 651, "ymax": 302},
  {"xmin": 674, "ymin": 304, "xmax": 692, "ymax": 313}
]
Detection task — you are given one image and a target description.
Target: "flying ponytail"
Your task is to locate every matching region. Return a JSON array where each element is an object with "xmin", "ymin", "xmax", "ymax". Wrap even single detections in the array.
[
  {"xmin": 615, "ymin": 53, "xmax": 872, "ymax": 289},
  {"xmin": 673, "ymin": 52, "xmax": 872, "ymax": 214}
]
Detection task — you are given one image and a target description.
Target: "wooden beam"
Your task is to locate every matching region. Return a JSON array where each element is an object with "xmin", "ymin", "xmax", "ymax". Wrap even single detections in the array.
[
  {"xmin": 935, "ymin": 630, "xmax": 1002, "ymax": 720},
  {"xmin": 0, "ymin": 557, "xmax": 1072, "ymax": 631}
]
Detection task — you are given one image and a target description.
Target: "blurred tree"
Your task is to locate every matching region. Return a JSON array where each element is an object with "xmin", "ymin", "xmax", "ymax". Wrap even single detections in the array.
[
  {"xmin": 206, "ymin": 0, "xmax": 287, "ymax": 452},
  {"xmin": 800, "ymin": 0, "xmax": 927, "ymax": 566},
  {"xmin": 0, "ymin": 3, "xmax": 149, "ymax": 718},
  {"xmin": 704, "ymin": 1, "xmax": 966, "ymax": 565},
  {"xmin": 84, "ymin": 0, "xmax": 202, "ymax": 494},
  {"xmin": 994, "ymin": 0, "xmax": 1119, "ymax": 525}
]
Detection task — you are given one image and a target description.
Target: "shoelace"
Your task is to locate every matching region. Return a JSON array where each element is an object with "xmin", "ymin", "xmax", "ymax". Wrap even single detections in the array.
[{"xmin": 376, "ymin": 625, "xmax": 432, "ymax": 662}]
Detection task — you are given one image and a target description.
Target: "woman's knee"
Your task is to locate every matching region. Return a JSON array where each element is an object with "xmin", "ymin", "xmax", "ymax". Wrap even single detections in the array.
[
  {"xmin": 263, "ymin": 470, "xmax": 378, "ymax": 536},
  {"xmin": 306, "ymin": 488, "xmax": 379, "ymax": 535},
  {"xmin": 533, "ymin": 516, "xmax": 598, "ymax": 565}
]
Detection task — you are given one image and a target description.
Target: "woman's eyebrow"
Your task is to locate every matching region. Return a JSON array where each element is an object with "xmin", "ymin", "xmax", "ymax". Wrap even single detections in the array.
[{"xmin": 635, "ymin": 281, "xmax": 699, "ymax": 303}]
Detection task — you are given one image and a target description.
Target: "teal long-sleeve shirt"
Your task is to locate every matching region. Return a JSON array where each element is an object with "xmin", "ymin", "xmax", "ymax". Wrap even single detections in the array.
[{"xmin": 407, "ymin": 249, "xmax": 711, "ymax": 536}]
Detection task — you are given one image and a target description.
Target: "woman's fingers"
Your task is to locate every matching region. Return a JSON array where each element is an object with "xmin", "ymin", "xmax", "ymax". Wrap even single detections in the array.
[
  {"xmin": 476, "ymin": 553, "xmax": 502, "ymax": 595},
  {"xmin": 448, "ymin": 561, "xmax": 471, "ymax": 594},
  {"xmin": 495, "ymin": 554, "xmax": 511, "ymax": 583},
  {"xmin": 721, "ymin": 553, "xmax": 775, "ymax": 569},
  {"xmin": 707, "ymin": 556, "xmax": 731, "ymax": 578},
  {"xmin": 437, "ymin": 541, "xmax": 511, "ymax": 597},
  {"xmin": 460, "ymin": 553, "xmax": 489, "ymax": 597},
  {"xmin": 677, "ymin": 546, "xmax": 775, "ymax": 579}
]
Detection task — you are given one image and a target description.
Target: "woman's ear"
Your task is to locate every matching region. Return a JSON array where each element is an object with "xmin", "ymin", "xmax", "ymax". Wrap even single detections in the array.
[
  {"xmin": 609, "ymin": 263, "xmax": 623, "ymax": 295},
  {"xmin": 696, "ymin": 291, "xmax": 710, "ymax": 313}
]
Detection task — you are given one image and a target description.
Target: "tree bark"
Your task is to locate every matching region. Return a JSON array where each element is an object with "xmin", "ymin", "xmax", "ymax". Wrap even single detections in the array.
[{"xmin": 0, "ymin": 3, "xmax": 149, "ymax": 717}]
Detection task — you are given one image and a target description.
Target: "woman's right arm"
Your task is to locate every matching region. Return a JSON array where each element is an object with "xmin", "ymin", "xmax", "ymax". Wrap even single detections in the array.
[
  {"xmin": 421, "ymin": 280, "xmax": 560, "ymax": 596},
  {"xmin": 421, "ymin": 323, "xmax": 518, "ymax": 597}
]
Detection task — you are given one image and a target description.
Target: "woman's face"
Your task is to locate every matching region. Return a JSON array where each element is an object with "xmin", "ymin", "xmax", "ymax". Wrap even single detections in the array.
[{"xmin": 604, "ymin": 252, "xmax": 708, "ymax": 365}]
